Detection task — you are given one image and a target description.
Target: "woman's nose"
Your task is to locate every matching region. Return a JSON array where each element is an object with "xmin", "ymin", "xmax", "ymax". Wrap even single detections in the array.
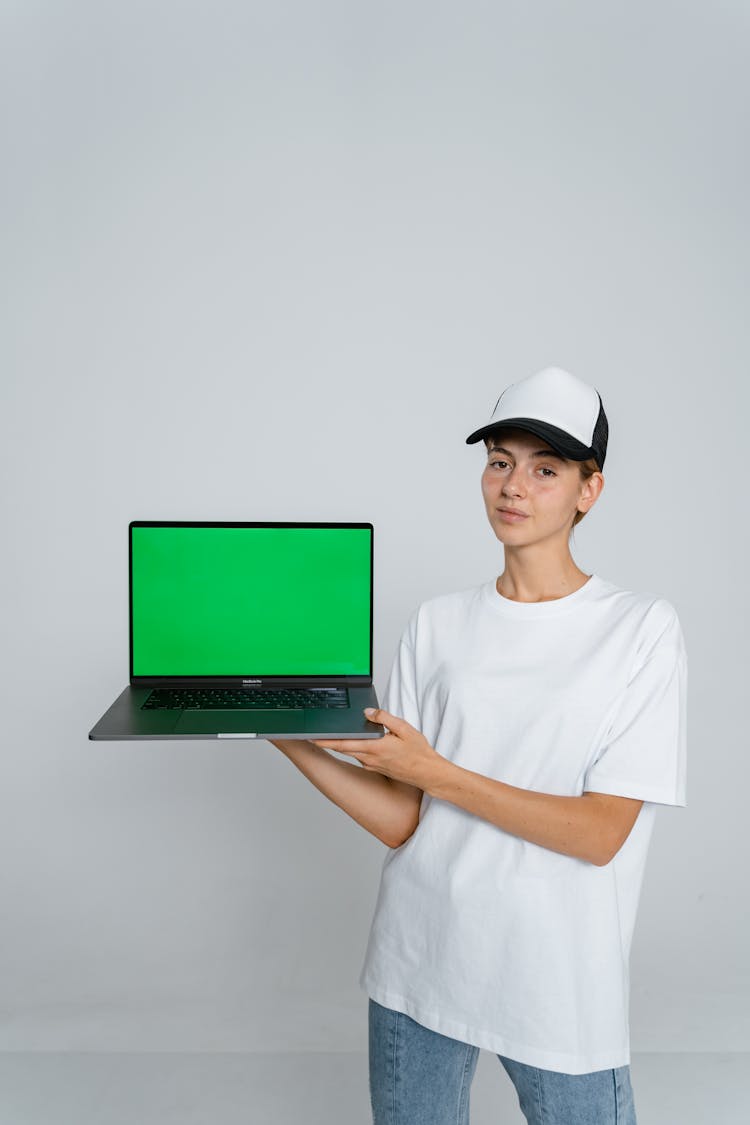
[{"xmin": 502, "ymin": 467, "xmax": 525, "ymax": 493}]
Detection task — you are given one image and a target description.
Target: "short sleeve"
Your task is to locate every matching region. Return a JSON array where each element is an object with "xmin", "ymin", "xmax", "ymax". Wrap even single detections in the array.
[
  {"xmin": 378, "ymin": 611, "xmax": 422, "ymax": 731},
  {"xmin": 583, "ymin": 602, "xmax": 688, "ymax": 807}
]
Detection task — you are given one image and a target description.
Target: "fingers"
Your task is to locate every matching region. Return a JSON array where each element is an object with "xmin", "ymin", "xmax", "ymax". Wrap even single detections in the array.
[
  {"xmin": 309, "ymin": 710, "xmax": 404, "ymax": 748},
  {"xmin": 310, "ymin": 711, "xmax": 404, "ymax": 753},
  {"xmin": 310, "ymin": 739, "xmax": 358, "ymax": 752}
]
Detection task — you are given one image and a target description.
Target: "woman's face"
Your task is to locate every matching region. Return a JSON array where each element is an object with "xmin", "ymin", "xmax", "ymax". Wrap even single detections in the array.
[{"xmin": 480, "ymin": 427, "xmax": 594, "ymax": 544}]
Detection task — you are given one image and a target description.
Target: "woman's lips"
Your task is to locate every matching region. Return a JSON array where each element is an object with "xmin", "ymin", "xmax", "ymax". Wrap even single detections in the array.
[{"xmin": 497, "ymin": 508, "xmax": 529, "ymax": 522}]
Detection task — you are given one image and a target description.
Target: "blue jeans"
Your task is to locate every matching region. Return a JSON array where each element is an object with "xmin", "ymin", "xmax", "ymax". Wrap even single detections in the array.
[{"xmin": 368, "ymin": 999, "xmax": 637, "ymax": 1125}]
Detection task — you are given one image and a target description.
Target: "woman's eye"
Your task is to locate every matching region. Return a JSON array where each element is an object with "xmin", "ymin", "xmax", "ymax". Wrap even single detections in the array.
[{"xmin": 488, "ymin": 460, "xmax": 556, "ymax": 478}]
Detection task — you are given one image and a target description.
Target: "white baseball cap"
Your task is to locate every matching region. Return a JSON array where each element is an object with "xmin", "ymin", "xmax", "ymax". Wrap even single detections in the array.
[{"xmin": 465, "ymin": 366, "xmax": 608, "ymax": 470}]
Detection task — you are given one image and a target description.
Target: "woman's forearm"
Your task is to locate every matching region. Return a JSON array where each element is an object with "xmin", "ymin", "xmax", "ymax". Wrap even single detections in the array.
[
  {"xmin": 425, "ymin": 759, "xmax": 611, "ymax": 865},
  {"xmin": 270, "ymin": 738, "xmax": 415, "ymax": 849}
]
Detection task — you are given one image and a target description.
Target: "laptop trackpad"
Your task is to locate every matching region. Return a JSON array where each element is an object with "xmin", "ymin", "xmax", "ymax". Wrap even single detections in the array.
[{"xmin": 173, "ymin": 710, "xmax": 306, "ymax": 736}]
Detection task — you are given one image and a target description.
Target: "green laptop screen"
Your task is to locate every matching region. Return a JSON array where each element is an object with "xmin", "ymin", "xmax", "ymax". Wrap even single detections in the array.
[{"xmin": 131, "ymin": 524, "xmax": 372, "ymax": 677}]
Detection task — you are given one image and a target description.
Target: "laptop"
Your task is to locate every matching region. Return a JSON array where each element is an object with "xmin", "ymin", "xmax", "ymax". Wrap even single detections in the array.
[{"xmin": 88, "ymin": 521, "xmax": 386, "ymax": 741}]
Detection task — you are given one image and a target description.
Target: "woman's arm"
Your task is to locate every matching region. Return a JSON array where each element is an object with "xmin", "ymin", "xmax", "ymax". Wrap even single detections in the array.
[
  {"xmin": 269, "ymin": 738, "xmax": 422, "ymax": 849},
  {"xmin": 426, "ymin": 761, "xmax": 643, "ymax": 866},
  {"xmin": 309, "ymin": 710, "xmax": 643, "ymax": 865}
]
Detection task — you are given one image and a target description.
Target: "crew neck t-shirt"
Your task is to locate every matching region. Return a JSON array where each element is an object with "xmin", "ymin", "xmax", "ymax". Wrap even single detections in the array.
[{"xmin": 359, "ymin": 573, "xmax": 688, "ymax": 1075}]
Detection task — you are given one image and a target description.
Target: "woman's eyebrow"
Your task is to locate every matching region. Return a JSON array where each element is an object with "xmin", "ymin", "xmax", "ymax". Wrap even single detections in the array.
[{"xmin": 488, "ymin": 445, "xmax": 565, "ymax": 461}]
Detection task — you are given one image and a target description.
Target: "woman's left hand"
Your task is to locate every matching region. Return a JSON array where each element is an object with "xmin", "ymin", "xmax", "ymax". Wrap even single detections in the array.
[{"xmin": 309, "ymin": 709, "xmax": 443, "ymax": 790}]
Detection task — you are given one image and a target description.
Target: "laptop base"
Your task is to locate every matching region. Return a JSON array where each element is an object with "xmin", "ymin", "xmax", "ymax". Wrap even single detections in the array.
[{"xmin": 88, "ymin": 685, "xmax": 386, "ymax": 741}]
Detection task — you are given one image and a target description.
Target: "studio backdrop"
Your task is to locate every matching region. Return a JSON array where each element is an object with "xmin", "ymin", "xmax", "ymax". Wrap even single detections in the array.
[{"xmin": 1, "ymin": 0, "xmax": 746, "ymax": 1057}]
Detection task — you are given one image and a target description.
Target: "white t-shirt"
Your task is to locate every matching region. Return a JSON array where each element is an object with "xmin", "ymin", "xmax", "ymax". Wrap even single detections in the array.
[{"xmin": 359, "ymin": 572, "xmax": 687, "ymax": 1075}]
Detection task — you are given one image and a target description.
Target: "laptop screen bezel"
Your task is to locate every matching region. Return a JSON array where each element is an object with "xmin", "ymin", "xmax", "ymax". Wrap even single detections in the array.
[{"xmin": 128, "ymin": 520, "xmax": 374, "ymax": 687}]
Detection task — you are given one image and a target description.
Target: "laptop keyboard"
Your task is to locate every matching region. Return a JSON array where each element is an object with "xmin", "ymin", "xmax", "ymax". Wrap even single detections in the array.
[{"xmin": 141, "ymin": 687, "xmax": 350, "ymax": 711}]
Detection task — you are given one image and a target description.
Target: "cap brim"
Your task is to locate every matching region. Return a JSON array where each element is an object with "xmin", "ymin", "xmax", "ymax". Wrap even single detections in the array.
[{"xmin": 465, "ymin": 417, "xmax": 594, "ymax": 461}]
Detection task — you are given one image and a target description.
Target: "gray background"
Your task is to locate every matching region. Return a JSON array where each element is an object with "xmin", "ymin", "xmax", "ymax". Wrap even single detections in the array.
[{"xmin": 2, "ymin": 0, "xmax": 747, "ymax": 1070}]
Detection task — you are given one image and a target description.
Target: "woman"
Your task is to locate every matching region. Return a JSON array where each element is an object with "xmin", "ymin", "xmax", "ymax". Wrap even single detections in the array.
[{"xmin": 273, "ymin": 365, "xmax": 687, "ymax": 1125}]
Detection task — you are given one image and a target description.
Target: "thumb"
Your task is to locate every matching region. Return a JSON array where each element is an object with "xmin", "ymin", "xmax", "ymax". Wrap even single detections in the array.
[{"xmin": 364, "ymin": 707, "xmax": 403, "ymax": 729}]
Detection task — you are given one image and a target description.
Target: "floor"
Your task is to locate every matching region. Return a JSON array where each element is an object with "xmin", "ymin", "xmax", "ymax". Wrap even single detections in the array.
[{"xmin": 0, "ymin": 1050, "xmax": 745, "ymax": 1124}]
